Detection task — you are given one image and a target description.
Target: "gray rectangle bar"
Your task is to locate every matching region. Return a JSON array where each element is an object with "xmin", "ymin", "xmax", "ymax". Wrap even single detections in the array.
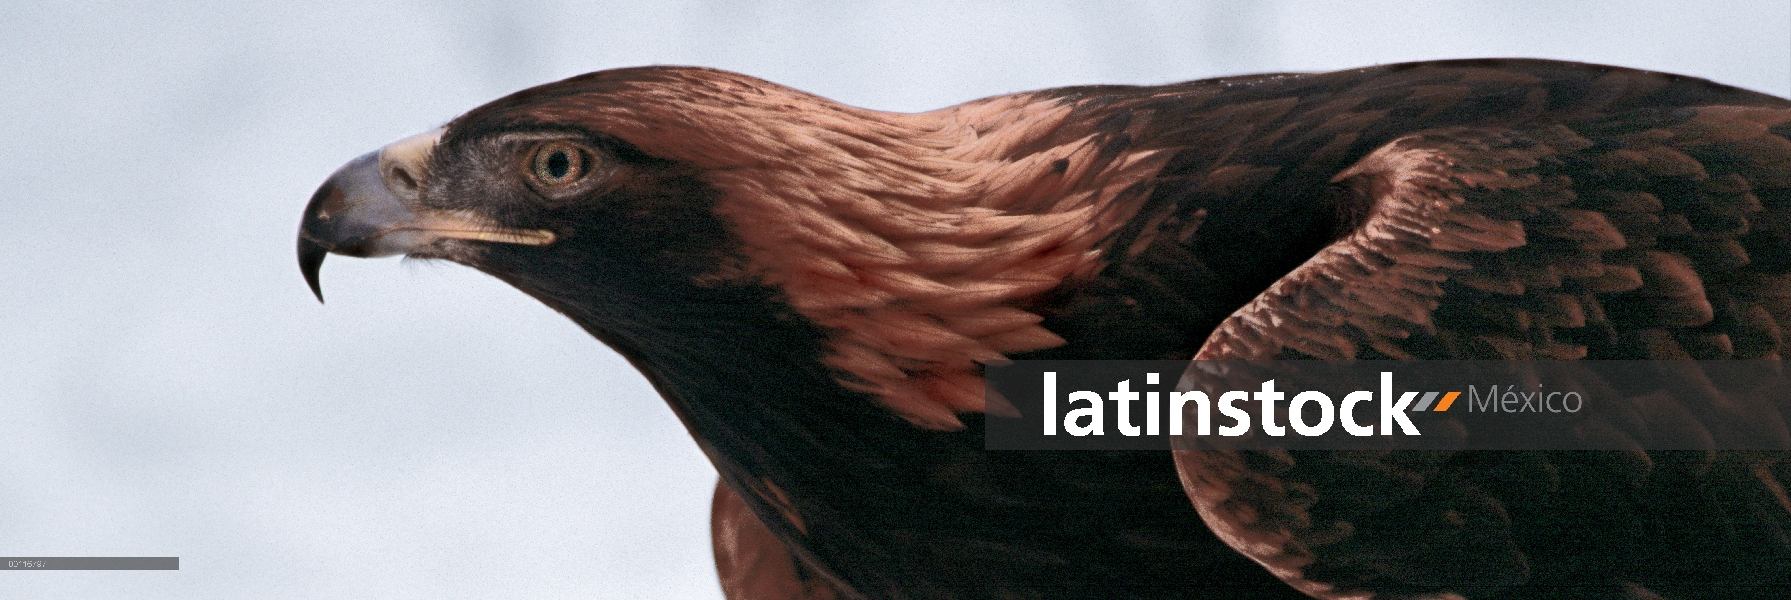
[
  {"xmin": 2, "ymin": 557, "xmax": 178, "ymax": 570},
  {"xmin": 987, "ymin": 360, "xmax": 1791, "ymax": 450}
]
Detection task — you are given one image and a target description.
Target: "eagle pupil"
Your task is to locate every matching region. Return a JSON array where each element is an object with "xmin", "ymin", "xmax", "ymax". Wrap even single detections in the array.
[{"xmin": 547, "ymin": 152, "xmax": 571, "ymax": 179}]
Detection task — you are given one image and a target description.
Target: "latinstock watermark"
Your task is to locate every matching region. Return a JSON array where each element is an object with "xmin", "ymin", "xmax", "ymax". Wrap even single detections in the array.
[{"xmin": 984, "ymin": 360, "xmax": 1790, "ymax": 451}]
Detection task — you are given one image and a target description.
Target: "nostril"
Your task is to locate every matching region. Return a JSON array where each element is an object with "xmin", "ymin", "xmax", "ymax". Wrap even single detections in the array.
[
  {"xmin": 373, "ymin": 128, "xmax": 443, "ymax": 201},
  {"xmin": 392, "ymin": 167, "xmax": 418, "ymax": 191},
  {"xmin": 385, "ymin": 164, "xmax": 423, "ymax": 200}
]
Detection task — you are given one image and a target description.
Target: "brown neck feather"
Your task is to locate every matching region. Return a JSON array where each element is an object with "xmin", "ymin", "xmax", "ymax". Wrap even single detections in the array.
[{"xmin": 527, "ymin": 69, "xmax": 1176, "ymax": 428}]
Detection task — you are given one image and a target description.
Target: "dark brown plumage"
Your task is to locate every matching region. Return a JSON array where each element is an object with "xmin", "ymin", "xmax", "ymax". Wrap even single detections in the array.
[{"xmin": 299, "ymin": 59, "xmax": 1791, "ymax": 599}]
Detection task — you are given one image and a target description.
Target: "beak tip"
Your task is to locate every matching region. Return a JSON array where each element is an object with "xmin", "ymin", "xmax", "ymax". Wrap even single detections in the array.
[{"xmin": 299, "ymin": 237, "xmax": 328, "ymax": 304}]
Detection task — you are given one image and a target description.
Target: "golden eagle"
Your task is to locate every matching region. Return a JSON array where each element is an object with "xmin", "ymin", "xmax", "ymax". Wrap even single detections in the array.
[{"xmin": 299, "ymin": 59, "xmax": 1791, "ymax": 599}]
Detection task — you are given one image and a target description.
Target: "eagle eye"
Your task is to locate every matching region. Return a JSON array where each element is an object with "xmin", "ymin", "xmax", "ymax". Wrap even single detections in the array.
[{"xmin": 527, "ymin": 142, "xmax": 591, "ymax": 188}]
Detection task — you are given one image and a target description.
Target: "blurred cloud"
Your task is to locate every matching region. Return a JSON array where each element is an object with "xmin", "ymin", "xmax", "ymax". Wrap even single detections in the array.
[{"xmin": 2, "ymin": 1, "xmax": 1786, "ymax": 598}]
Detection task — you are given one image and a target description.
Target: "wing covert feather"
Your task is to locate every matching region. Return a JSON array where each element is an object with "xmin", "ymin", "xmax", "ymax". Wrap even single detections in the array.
[{"xmin": 1179, "ymin": 107, "xmax": 1791, "ymax": 599}]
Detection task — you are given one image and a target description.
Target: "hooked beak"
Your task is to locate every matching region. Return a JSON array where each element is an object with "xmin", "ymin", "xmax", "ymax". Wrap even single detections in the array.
[{"xmin": 298, "ymin": 128, "xmax": 554, "ymax": 302}]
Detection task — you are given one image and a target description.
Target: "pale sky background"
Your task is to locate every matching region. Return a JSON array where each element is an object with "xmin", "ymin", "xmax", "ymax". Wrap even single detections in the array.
[{"xmin": 2, "ymin": 1, "xmax": 1788, "ymax": 598}]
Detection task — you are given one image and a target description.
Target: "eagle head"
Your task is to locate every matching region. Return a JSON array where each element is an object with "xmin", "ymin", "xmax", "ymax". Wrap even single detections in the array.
[
  {"xmin": 300, "ymin": 67, "xmax": 760, "ymax": 322},
  {"xmin": 297, "ymin": 66, "xmax": 1143, "ymax": 429}
]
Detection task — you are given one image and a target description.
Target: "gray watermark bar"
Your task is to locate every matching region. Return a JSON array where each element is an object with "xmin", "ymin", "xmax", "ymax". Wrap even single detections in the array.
[
  {"xmin": 986, "ymin": 360, "xmax": 1791, "ymax": 451},
  {"xmin": 3, "ymin": 557, "xmax": 178, "ymax": 570}
]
